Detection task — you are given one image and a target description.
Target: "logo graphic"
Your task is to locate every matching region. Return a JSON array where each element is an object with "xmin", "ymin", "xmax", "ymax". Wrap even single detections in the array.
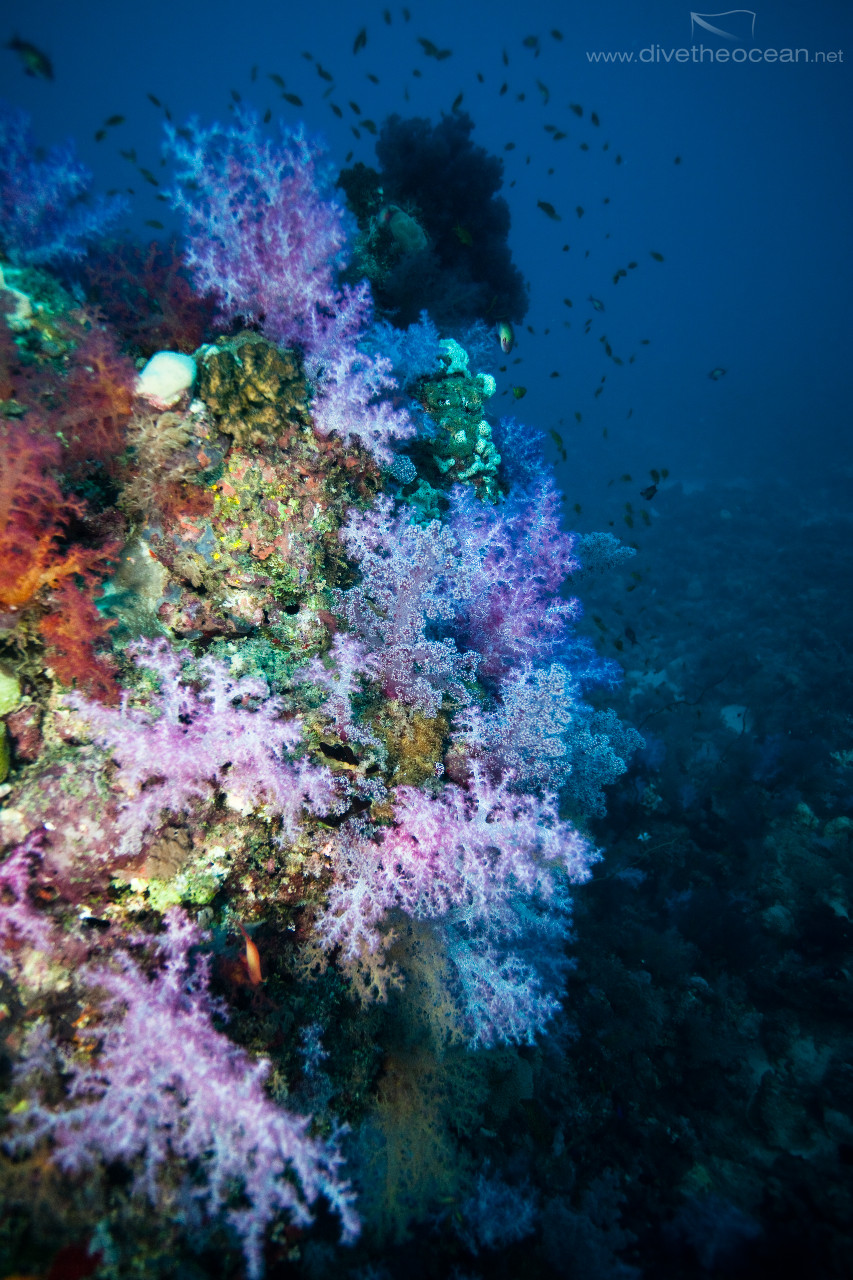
[{"xmin": 690, "ymin": 10, "xmax": 757, "ymax": 42}]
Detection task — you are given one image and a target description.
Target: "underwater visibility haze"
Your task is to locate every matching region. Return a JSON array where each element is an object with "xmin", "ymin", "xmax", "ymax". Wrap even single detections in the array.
[{"xmin": 0, "ymin": 2, "xmax": 852, "ymax": 1278}]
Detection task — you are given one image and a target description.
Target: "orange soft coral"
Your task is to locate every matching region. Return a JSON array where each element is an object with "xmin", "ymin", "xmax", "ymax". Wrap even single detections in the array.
[{"xmin": 0, "ymin": 420, "xmax": 112, "ymax": 612}]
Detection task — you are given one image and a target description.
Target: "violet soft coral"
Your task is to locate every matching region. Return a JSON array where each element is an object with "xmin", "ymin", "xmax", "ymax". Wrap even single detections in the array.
[
  {"xmin": 448, "ymin": 481, "xmax": 582, "ymax": 678},
  {"xmin": 0, "ymin": 100, "xmax": 126, "ymax": 265},
  {"xmin": 10, "ymin": 911, "xmax": 358, "ymax": 1277},
  {"xmin": 316, "ymin": 769, "xmax": 599, "ymax": 1044},
  {"xmin": 68, "ymin": 639, "xmax": 341, "ymax": 856},
  {"xmin": 165, "ymin": 108, "xmax": 351, "ymax": 350},
  {"xmin": 334, "ymin": 495, "xmax": 479, "ymax": 716},
  {"xmin": 166, "ymin": 110, "xmax": 415, "ymax": 463}
]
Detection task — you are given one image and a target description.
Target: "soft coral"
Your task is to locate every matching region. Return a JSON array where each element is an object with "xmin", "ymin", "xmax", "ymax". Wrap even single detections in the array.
[
  {"xmin": 38, "ymin": 579, "xmax": 119, "ymax": 704},
  {"xmin": 0, "ymin": 421, "xmax": 107, "ymax": 613}
]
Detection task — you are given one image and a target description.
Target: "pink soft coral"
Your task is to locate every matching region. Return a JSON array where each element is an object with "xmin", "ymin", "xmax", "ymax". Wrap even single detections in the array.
[
  {"xmin": 11, "ymin": 911, "xmax": 358, "ymax": 1277},
  {"xmin": 68, "ymin": 639, "xmax": 341, "ymax": 855}
]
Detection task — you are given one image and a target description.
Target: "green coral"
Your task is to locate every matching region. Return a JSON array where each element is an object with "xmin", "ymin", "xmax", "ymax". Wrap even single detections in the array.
[{"xmin": 418, "ymin": 339, "xmax": 502, "ymax": 501}]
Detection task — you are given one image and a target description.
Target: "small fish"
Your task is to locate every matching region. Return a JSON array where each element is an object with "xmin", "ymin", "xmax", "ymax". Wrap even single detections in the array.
[
  {"xmin": 640, "ymin": 484, "xmax": 658, "ymax": 500},
  {"xmin": 138, "ymin": 167, "xmax": 159, "ymax": 186},
  {"xmin": 573, "ymin": 502, "xmax": 582, "ymax": 515},
  {"xmin": 317, "ymin": 63, "xmax": 334, "ymax": 82},
  {"xmin": 498, "ymin": 321, "xmax": 514, "ymax": 353},
  {"xmin": 553, "ymin": 130, "xmax": 567, "ymax": 141},
  {"xmin": 576, "ymin": 205, "xmax": 584, "ymax": 217},
  {"xmin": 238, "ymin": 923, "xmax": 263, "ymax": 986},
  {"xmin": 592, "ymin": 615, "xmax": 607, "ymax": 632},
  {"xmin": 144, "ymin": 219, "xmax": 164, "ymax": 229},
  {"xmin": 588, "ymin": 295, "xmax": 604, "ymax": 312},
  {"xmin": 674, "ymin": 155, "xmax": 682, "ymax": 164},
  {"xmin": 708, "ymin": 367, "xmax": 726, "ymax": 380},
  {"xmin": 302, "ymin": 51, "xmax": 314, "ymax": 61},
  {"xmin": 453, "ymin": 223, "xmax": 473, "ymax": 246},
  {"xmin": 574, "ymin": 411, "xmax": 582, "ymax": 423},
  {"xmin": 512, "ymin": 385, "xmax": 527, "ymax": 399},
  {"xmin": 477, "ymin": 71, "xmax": 484, "ymax": 82},
  {"xmin": 522, "ymin": 34, "xmax": 540, "ymax": 52},
  {"xmin": 250, "ymin": 65, "xmax": 258, "ymax": 82},
  {"xmin": 563, "ymin": 298, "xmax": 572, "ymax": 307},
  {"xmin": 268, "ymin": 73, "xmax": 286, "ymax": 88},
  {"xmin": 536, "ymin": 79, "xmax": 550, "ymax": 104},
  {"xmin": 537, "ymin": 200, "xmax": 560, "ymax": 220},
  {"xmin": 590, "ymin": 111, "xmax": 600, "ymax": 126},
  {"xmin": 402, "ymin": 7, "xmax": 411, "ymax": 20},
  {"xmin": 263, "ymin": 108, "xmax": 272, "ymax": 124},
  {"xmin": 6, "ymin": 34, "xmax": 53, "ymax": 79},
  {"xmin": 351, "ymin": 126, "xmax": 361, "ymax": 139},
  {"xmin": 349, "ymin": 100, "xmax": 362, "ymax": 114},
  {"xmin": 594, "ymin": 386, "xmax": 603, "ymax": 398},
  {"xmin": 649, "ymin": 251, "xmax": 665, "ymax": 262},
  {"xmin": 282, "ymin": 92, "xmax": 303, "ymax": 106},
  {"xmin": 451, "ymin": 91, "xmax": 464, "ymax": 111},
  {"xmin": 499, "ymin": 82, "xmax": 508, "ymax": 95},
  {"xmin": 627, "ymin": 408, "xmax": 633, "ymax": 419},
  {"xmin": 366, "ymin": 73, "xmax": 380, "ymax": 84},
  {"xmin": 119, "ymin": 147, "xmax": 138, "ymax": 161},
  {"xmin": 147, "ymin": 92, "xmax": 163, "ymax": 108},
  {"xmin": 104, "ymin": 114, "xmax": 125, "ymax": 127},
  {"xmin": 551, "ymin": 28, "xmax": 564, "ymax": 40},
  {"xmin": 353, "ymin": 26, "xmax": 367, "ymax": 54},
  {"xmin": 615, "ymin": 154, "xmax": 623, "ymax": 164},
  {"xmin": 360, "ymin": 119, "xmax": 377, "ymax": 134},
  {"xmin": 94, "ymin": 129, "xmax": 107, "ymax": 142},
  {"xmin": 504, "ymin": 141, "xmax": 515, "ymax": 150},
  {"xmin": 231, "ymin": 88, "xmax": 241, "ymax": 103},
  {"xmin": 418, "ymin": 36, "xmax": 452, "ymax": 59},
  {"xmin": 503, "ymin": 48, "xmax": 509, "ymax": 65},
  {"xmin": 384, "ymin": 9, "xmax": 392, "ymax": 23},
  {"xmin": 330, "ymin": 103, "xmax": 343, "ymax": 118},
  {"xmin": 625, "ymin": 626, "xmax": 638, "ymax": 646},
  {"xmin": 650, "ymin": 469, "xmax": 660, "ymax": 483},
  {"xmin": 569, "ymin": 102, "xmax": 583, "ymax": 117}
]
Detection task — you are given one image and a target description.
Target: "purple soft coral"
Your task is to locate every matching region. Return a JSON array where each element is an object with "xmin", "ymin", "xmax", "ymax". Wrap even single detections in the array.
[
  {"xmin": 335, "ymin": 496, "xmax": 479, "ymax": 716},
  {"xmin": 316, "ymin": 769, "xmax": 599, "ymax": 1044},
  {"xmin": 0, "ymin": 101, "xmax": 126, "ymax": 265},
  {"xmin": 448, "ymin": 481, "xmax": 581, "ymax": 677},
  {"xmin": 10, "ymin": 911, "xmax": 358, "ymax": 1277},
  {"xmin": 166, "ymin": 110, "xmax": 415, "ymax": 463},
  {"xmin": 68, "ymin": 639, "xmax": 340, "ymax": 855},
  {"xmin": 165, "ymin": 109, "xmax": 350, "ymax": 350}
]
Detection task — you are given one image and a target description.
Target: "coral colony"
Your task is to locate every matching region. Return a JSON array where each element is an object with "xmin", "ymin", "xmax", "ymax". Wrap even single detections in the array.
[{"xmin": 0, "ymin": 102, "xmax": 641, "ymax": 1274}]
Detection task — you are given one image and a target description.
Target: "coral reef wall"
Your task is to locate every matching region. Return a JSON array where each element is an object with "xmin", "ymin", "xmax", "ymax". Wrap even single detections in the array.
[{"xmin": 0, "ymin": 104, "xmax": 640, "ymax": 1278}]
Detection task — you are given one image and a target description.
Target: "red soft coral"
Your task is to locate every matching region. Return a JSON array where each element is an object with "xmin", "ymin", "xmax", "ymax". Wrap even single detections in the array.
[
  {"xmin": 0, "ymin": 420, "xmax": 114, "ymax": 614},
  {"xmin": 59, "ymin": 323, "xmax": 136, "ymax": 476},
  {"xmin": 79, "ymin": 239, "xmax": 217, "ymax": 357},
  {"xmin": 38, "ymin": 579, "xmax": 119, "ymax": 704}
]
